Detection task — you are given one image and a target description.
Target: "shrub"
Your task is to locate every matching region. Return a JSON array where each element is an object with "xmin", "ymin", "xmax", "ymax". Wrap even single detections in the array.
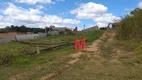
[
  {"xmin": 135, "ymin": 45, "xmax": 142, "ymax": 63},
  {"xmin": 0, "ymin": 53, "xmax": 13, "ymax": 65},
  {"xmin": 135, "ymin": 45, "xmax": 142, "ymax": 56},
  {"xmin": 116, "ymin": 8, "xmax": 142, "ymax": 40}
]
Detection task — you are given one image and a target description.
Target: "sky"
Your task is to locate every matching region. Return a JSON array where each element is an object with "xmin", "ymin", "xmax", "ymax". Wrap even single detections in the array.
[{"xmin": 0, "ymin": 0, "xmax": 142, "ymax": 30}]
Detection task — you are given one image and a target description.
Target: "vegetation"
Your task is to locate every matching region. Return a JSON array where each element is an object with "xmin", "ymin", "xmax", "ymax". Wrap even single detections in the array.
[
  {"xmin": 116, "ymin": 8, "xmax": 142, "ymax": 64},
  {"xmin": 0, "ymin": 25, "xmax": 45, "ymax": 33},
  {"xmin": 116, "ymin": 8, "xmax": 142, "ymax": 39},
  {"xmin": 0, "ymin": 30, "xmax": 102, "ymax": 80}
]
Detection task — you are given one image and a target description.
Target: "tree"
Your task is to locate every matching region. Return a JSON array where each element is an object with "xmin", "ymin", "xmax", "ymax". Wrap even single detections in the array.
[{"xmin": 130, "ymin": 8, "xmax": 142, "ymax": 15}]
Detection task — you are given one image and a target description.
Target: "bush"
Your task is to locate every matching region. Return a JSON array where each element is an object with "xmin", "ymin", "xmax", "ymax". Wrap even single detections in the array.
[
  {"xmin": 0, "ymin": 53, "xmax": 13, "ymax": 65},
  {"xmin": 135, "ymin": 45, "xmax": 142, "ymax": 56},
  {"xmin": 135, "ymin": 45, "xmax": 142, "ymax": 63},
  {"xmin": 116, "ymin": 8, "xmax": 142, "ymax": 40}
]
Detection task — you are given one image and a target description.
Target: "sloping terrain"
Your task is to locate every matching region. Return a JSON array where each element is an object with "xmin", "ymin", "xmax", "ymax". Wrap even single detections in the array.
[
  {"xmin": 54, "ymin": 31, "xmax": 142, "ymax": 80},
  {"xmin": 1, "ymin": 30, "xmax": 142, "ymax": 80}
]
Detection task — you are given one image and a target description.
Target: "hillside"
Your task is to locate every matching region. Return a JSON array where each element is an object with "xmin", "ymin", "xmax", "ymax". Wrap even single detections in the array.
[{"xmin": 54, "ymin": 31, "xmax": 142, "ymax": 80}]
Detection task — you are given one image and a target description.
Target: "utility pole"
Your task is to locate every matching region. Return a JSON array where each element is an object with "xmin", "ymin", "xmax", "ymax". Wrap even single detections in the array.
[
  {"xmin": 84, "ymin": 24, "xmax": 86, "ymax": 33},
  {"xmin": 84, "ymin": 24, "xmax": 86, "ymax": 30}
]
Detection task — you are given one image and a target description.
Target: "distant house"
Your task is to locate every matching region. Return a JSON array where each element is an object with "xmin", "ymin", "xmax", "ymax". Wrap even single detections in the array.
[
  {"xmin": 83, "ymin": 26, "xmax": 99, "ymax": 32},
  {"xmin": 99, "ymin": 23, "xmax": 116, "ymax": 30},
  {"xmin": 47, "ymin": 26, "xmax": 73, "ymax": 36},
  {"xmin": 107, "ymin": 23, "xmax": 116, "ymax": 29},
  {"xmin": 71, "ymin": 26, "xmax": 99, "ymax": 34},
  {"xmin": 100, "ymin": 27, "xmax": 107, "ymax": 30}
]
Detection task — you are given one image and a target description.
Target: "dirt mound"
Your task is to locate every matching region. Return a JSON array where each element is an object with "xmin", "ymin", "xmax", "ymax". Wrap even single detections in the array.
[{"xmin": 101, "ymin": 31, "xmax": 116, "ymax": 39}]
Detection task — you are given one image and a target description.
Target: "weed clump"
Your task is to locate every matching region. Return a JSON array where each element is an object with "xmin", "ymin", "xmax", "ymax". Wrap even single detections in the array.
[
  {"xmin": 135, "ymin": 45, "xmax": 142, "ymax": 63},
  {"xmin": 0, "ymin": 53, "xmax": 13, "ymax": 65}
]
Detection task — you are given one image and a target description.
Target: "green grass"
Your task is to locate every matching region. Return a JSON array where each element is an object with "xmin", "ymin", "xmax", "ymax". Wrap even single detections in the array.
[{"xmin": 0, "ymin": 30, "xmax": 102, "ymax": 80}]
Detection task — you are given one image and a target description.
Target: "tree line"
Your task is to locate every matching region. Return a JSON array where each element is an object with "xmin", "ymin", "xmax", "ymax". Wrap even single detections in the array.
[{"xmin": 0, "ymin": 25, "xmax": 45, "ymax": 33}]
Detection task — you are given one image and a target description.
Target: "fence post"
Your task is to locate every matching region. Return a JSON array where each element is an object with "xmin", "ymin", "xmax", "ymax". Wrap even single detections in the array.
[{"xmin": 37, "ymin": 45, "xmax": 40, "ymax": 54}]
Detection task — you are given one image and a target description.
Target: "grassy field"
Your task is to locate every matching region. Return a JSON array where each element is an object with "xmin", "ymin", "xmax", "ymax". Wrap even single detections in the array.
[{"xmin": 0, "ymin": 30, "xmax": 103, "ymax": 80}]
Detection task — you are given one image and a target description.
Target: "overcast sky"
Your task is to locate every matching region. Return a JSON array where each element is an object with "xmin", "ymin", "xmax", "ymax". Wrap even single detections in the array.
[{"xmin": 0, "ymin": 0, "xmax": 142, "ymax": 29}]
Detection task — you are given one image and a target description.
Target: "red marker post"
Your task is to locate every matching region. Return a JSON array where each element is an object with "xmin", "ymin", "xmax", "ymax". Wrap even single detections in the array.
[
  {"xmin": 74, "ymin": 39, "xmax": 79, "ymax": 50},
  {"xmin": 74, "ymin": 38, "xmax": 87, "ymax": 50},
  {"xmin": 81, "ymin": 38, "xmax": 86, "ymax": 50}
]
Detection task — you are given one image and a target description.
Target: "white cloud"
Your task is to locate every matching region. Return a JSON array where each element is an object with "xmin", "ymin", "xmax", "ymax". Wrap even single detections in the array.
[
  {"xmin": 15, "ymin": 0, "xmax": 54, "ymax": 4},
  {"xmin": 0, "ymin": 22, "xmax": 12, "ymax": 28},
  {"xmin": 93, "ymin": 13, "xmax": 120, "ymax": 26},
  {"xmin": 42, "ymin": 15, "xmax": 80, "ymax": 25},
  {"xmin": 3, "ymin": 3, "xmax": 43, "ymax": 24},
  {"xmin": 0, "ymin": 3, "xmax": 80, "ymax": 28},
  {"xmin": 63, "ymin": 19, "xmax": 80, "ymax": 24},
  {"xmin": 138, "ymin": 1, "xmax": 142, "ymax": 9},
  {"xmin": 71, "ymin": 2, "xmax": 120, "ymax": 27},
  {"xmin": 0, "ymin": 16, "xmax": 13, "ymax": 28},
  {"xmin": 3, "ymin": 3, "xmax": 42, "ymax": 15},
  {"xmin": 71, "ymin": 2, "xmax": 107, "ymax": 19},
  {"xmin": 35, "ymin": 5, "xmax": 44, "ymax": 9}
]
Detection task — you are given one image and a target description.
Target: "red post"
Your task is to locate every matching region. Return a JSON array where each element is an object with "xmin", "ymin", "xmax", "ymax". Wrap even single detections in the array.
[
  {"xmin": 74, "ymin": 39, "xmax": 79, "ymax": 50},
  {"xmin": 74, "ymin": 38, "xmax": 87, "ymax": 50},
  {"xmin": 78, "ymin": 40, "xmax": 82, "ymax": 50},
  {"xmin": 81, "ymin": 38, "xmax": 86, "ymax": 50}
]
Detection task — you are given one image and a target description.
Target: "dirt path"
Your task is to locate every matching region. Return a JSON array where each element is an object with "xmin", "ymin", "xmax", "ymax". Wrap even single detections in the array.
[{"xmin": 40, "ymin": 31, "xmax": 115, "ymax": 80}]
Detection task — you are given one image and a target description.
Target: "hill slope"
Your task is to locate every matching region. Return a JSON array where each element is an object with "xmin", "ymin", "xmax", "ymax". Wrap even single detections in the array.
[{"xmin": 54, "ymin": 31, "xmax": 142, "ymax": 80}]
